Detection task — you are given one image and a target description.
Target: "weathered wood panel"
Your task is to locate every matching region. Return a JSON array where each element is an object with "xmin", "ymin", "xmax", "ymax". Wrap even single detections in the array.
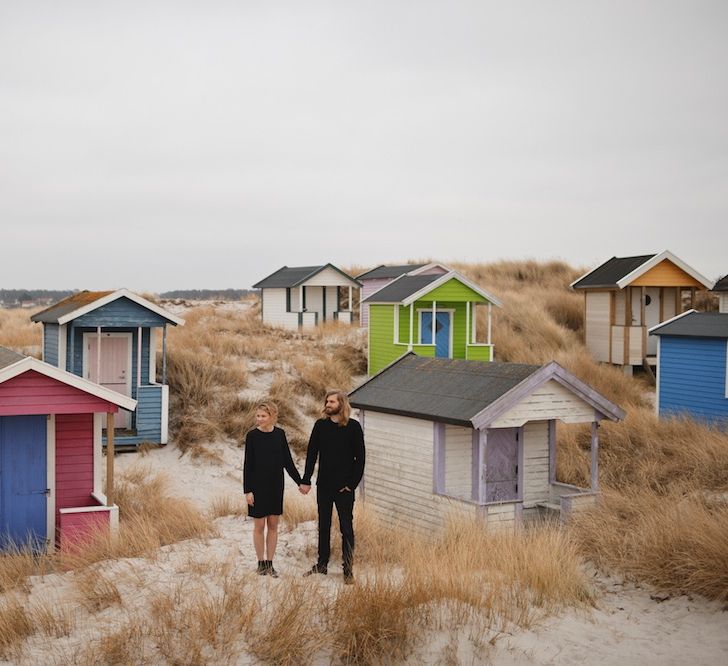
[
  {"xmin": 522, "ymin": 420, "xmax": 549, "ymax": 507},
  {"xmin": 444, "ymin": 424, "xmax": 471, "ymax": 499},
  {"xmin": 585, "ymin": 292, "xmax": 610, "ymax": 362},
  {"xmin": 490, "ymin": 379, "xmax": 596, "ymax": 427},
  {"xmin": 629, "ymin": 260, "xmax": 705, "ymax": 288}
]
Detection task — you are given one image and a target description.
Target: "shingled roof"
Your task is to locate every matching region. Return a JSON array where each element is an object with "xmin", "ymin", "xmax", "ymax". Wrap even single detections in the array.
[
  {"xmin": 349, "ymin": 353, "xmax": 625, "ymax": 427},
  {"xmin": 361, "ymin": 274, "xmax": 442, "ymax": 303},
  {"xmin": 713, "ymin": 275, "xmax": 728, "ymax": 292},
  {"xmin": 252, "ymin": 264, "xmax": 360, "ymax": 289},
  {"xmin": 571, "ymin": 255, "xmax": 655, "ymax": 289},
  {"xmin": 0, "ymin": 346, "xmax": 25, "ymax": 371},
  {"xmin": 356, "ymin": 264, "xmax": 427, "ymax": 280},
  {"xmin": 650, "ymin": 311, "xmax": 728, "ymax": 339}
]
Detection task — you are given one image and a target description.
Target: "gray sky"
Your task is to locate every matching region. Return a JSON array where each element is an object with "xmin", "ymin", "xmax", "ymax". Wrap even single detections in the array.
[{"xmin": 1, "ymin": 1, "xmax": 726, "ymax": 291}]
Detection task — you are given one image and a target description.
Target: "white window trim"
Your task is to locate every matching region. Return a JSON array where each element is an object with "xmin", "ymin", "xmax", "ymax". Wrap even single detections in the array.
[{"xmin": 417, "ymin": 308, "xmax": 455, "ymax": 358}]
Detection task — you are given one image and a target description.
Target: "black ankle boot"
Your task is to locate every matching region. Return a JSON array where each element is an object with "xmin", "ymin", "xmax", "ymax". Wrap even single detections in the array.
[
  {"xmin": 256, "ymin": 560, "xmax": 266, "ymax": 575},
  {"xmin": 266, "ymin": 560, "xmax": 279, "ymax": 578}
]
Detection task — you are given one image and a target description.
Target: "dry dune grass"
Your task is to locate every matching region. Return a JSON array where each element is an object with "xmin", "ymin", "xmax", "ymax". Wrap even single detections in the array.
[{"xmin": 0, "ymin": 308, "xmax": 41, "ymax": 354}]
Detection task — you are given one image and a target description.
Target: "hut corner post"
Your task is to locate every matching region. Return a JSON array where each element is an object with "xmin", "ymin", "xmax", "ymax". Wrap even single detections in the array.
[
  {"xmin": 590, "ymin": 421, "xmax": 599, "ymax": 492},
  {"xmin": 106, "ymin": 412, "xmax": 115, "ymax": 506}
]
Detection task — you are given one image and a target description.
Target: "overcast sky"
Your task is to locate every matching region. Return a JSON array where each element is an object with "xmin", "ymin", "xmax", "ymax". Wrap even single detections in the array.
[{"xmin": 1, "ymin": 1, "xmax": 726, "ymax": 292}]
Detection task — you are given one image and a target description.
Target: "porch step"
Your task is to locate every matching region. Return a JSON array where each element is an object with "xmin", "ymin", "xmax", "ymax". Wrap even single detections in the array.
[{"xmin": 536, "ymin": 501, "xmax": 561, "ymax": 512}]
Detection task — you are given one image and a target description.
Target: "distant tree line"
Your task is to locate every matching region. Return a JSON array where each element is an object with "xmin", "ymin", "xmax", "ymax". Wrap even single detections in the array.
[
  {"xmin": 159, "ymin": 289, "xmax": 258, "ymax": 301},
  {"xmin": 0, "ymin": 289, "xmax": 74, "ymax": 306}
]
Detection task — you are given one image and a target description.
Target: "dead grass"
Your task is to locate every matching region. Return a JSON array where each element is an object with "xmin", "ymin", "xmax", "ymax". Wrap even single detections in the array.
[
  {"xmin": 0, "ymin": 547, "xmax": 50, "ymax": 594},
  {"xmin": 281, "ymin": 490, "xmax": 318, "ymax": 530},
  {"xmin": 74, "ymin": 567, "xmax": 122, "ymax": 612},
  {"xmin": 208, "ymin": 494, "xmax": 248, "ymax": 519},
  {"xmin": 0, "ymin": 307, "xmax": 42, "ymax": 354},
  {"xmin": 0, "ymin": 596, "xmax": 33, "ymax": 660}
]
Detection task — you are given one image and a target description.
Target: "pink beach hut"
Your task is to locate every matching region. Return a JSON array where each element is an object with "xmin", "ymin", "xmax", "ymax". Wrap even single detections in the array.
[{"xmin": 0, "ymin": 346, "xmax": 136, "ymax": 552}]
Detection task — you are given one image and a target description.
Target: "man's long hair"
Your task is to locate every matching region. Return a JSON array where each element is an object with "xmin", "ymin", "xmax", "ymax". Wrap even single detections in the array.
[{"xmin": 323, "ymin": 389, "xmax": 350, "ymax": 427}]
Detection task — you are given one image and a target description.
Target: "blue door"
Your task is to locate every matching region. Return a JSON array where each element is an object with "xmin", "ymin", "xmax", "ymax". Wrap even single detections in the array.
[
  {"xmin": 421, "ymin": 311, "xmax": 451, "ymax": 358},
  {"xmin": 0, "ymin": 415, "xmax": 47, "ymax": 551}
]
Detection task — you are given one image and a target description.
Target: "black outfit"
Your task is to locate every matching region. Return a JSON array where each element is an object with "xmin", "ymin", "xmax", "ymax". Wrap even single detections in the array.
[
  {"xmin": 302, "ymin": 418, "xmax": 365, "ymax": 575},
  {"xmin": 243, "ymin": 427, "xmax": 302, "ymax": 518}
]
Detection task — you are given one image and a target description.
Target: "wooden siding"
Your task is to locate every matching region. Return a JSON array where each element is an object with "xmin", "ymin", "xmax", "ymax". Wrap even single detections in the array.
[
  {"xmin": 369, "ymin": 305, "xmax": 408, "ymax": 375},
  {"xmin": 360, "ymin": 278, "xmax": 391, "ymax": 327},
  {"xmin": 658, "ymin": 336, "xmax": 728, "ymax": 423},
  {"xmin": 0, "ymin": 370, "xmax": 119, "ymax": 416},
  {"xmin": 363, "ymin": 412, "xmax": 447, "ymax": 533},
  {"xmin": 444, "ymin": 424, "xmax": 472, "ymax": 499},
  {"xmin": 629, "ymin": 259, "xmax": 706, "ymax": 288},
  {"xmin": 522, "ymin": 421, "xmax": 549, "ymax": 507},
  {"xmin": 423, "ymin": 278, "xmax": 489, "ymax": 303},
  {"xmin": 71, "ymin": 297, "xmax": 170, "ymax": 328},
  {"xmin": 614, "ymin": 290, "xmax": 625, "ymax": 324},
  {"xmin": 611, "ymin": 327, "xmax": 624, "ymax": 363},
  {"xmin": 135, "ymin": 385, "xmax": 163, "ymax": 442},
  {"xmin": 55, "ymin": 413, "xmax": 94, "ymax": 511},
  {"xmin": 720, "ymin": 294, "xmax": 728, "ymax": 314},
  {"xmin": 303, "ymin": 266, "xmax": 357, "ymax": 287},
  {"xmin": 585, "ymin": 292, "xmax": 610, "ymax": 362},
  {"xmin": 305, "ymin": 286, "xmax": 324, "ymax": 319},
  {"xmin": 58, "ymin": 508, "xmax": 109, "ymax": 551},
  {"xmin": 490, "ymin": 379, "xmax": 596, "ymax": 427},
  {"xmin": 465, "ymin": 345, "xmax": 493, "ymax": 362},
  {"xmin": 662, "ymin": 287, "xmax": 677, "ymax": 320},
  {"xmin": 261, "ymin": 288, "xmax": 288, "ymax": 325},
  {"xmin": 43, "ymin": 323, "xmax": 60, "ymax": 367},
  {"xmin": 483, "ymin": 502, "xmax": 517, "ymax": 529}
]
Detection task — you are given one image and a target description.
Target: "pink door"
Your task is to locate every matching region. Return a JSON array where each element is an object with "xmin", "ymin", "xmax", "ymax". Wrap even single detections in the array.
[{"xmin": 87, "ymin": 335, "xmax": 130, "ymax": 428}]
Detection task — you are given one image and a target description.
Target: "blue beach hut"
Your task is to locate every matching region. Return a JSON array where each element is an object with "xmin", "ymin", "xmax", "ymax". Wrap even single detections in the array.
[
  {"xmin": 31, "ymin": 289, "xmax": 184, "ymax": 447},
  {"xmin": 650, "ymin": 310, "xmax": 728, "ymax": 427}
]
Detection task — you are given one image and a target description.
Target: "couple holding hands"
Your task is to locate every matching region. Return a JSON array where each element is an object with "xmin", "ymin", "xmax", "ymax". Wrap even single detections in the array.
[{"xmin": 242, "ymin": 390, "xmax": 365, "ymax": 584}]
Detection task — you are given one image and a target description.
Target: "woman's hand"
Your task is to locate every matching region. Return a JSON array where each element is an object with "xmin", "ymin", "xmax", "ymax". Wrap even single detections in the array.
[{"xmin": 246, "ymin": 492, "xmax": 254, "ymax": 506}]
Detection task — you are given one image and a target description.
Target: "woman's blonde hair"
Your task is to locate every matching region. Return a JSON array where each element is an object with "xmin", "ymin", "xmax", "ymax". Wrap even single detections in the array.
[
  {"xmin": 256, "ymin": 401, "xmax": 279, "ymax": 423},
  {"xmin": 323, "ymin": 390, "xmax": 350, "ymax": 427}
]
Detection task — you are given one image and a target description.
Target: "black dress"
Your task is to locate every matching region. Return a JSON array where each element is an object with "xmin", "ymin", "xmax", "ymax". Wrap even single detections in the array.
[{"xmin": 243, "ymin": 427, "xmax": 302, "ymax": 518}]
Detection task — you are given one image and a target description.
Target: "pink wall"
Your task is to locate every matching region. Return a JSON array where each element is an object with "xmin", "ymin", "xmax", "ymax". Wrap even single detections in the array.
[
  {"xmin": 56, "ymin": 413, "xmax": 95, "ymax": 512},
  {"xmin": 360, "ymin": 278, "xmax": 391, "ymax": 327},
  {"xmin": 0, "ymin": 370, "xmax": 119, "ymax": 416},
  {"xmin": 59, "ymin": 509, "xmax": 109, "ymax": 552}
]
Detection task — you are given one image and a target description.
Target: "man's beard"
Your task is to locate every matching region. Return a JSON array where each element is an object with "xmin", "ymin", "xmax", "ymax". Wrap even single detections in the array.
[{"xmin": 325, "ymin": 406, "xmax": 340, "ymax": 415}]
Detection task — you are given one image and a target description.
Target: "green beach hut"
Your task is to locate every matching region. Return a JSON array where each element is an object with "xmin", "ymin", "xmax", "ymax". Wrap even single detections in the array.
[{"xmin": 363, "ymin": 270, "xmax": 502, "ymax": 375}]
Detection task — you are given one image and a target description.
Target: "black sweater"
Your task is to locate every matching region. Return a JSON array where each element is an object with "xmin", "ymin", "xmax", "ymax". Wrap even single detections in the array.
[{"xmin": 302, "ymin": 418, "xmax": 365, "ymax": 491}]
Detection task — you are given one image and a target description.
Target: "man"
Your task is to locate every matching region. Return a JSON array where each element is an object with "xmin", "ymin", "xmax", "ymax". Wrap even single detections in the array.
[{"xmin": 299, "ymin": 389, "xmax": 365, "ymax": 584}]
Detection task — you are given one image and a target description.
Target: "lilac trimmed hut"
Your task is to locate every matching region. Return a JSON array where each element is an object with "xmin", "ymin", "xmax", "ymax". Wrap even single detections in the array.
[{"xmin": 349, "ymin": 354, "xmax": 625, "ymax": 531}]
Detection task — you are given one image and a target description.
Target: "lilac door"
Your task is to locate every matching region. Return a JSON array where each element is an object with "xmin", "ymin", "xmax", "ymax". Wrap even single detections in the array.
[{"xmin": 485, "ymin": 428, "xmax": 518, "ymax": 502}]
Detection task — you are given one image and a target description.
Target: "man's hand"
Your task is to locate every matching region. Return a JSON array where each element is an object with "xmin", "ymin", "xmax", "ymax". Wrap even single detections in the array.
[
  {"xmin": 299, "ymin": 484, "xmax": 311, "ymax": 495},
  {"xmin": 246, "ymin": 492, "xmax": 254, "ymax": 506}
]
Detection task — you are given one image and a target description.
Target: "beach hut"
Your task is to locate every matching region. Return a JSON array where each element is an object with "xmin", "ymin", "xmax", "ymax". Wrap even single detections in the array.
[
  {"xmin": 348, "ymin": 353, "xmax": 624, "ymax": 531},
  {"xmin": 649, "ymin": 310, "xmax": 728, "ymax": 427},
  {"xmin": 0, "ymin": 346, "xmax": 136, "ymax": 552},
  {"xmin": 571, "ymin": 250, "xmax": 713, "ymax": 373},
  {"xmin": 363, "ymin": 269, "xmax": 502, "ymax": 375},
  {"xmin": 252, "ymin": 264, "xmax": 361, "ymax": 329},
  {"xmin": 713, "ymin": 275, "xmax": 728, "ymax": 313},
  {"xmin": 30, "ymin": 289, "xmax": 184, "ymax": 447},
  {"xmin": 356, "ymin": 263, "xmax": 449, "ymax": 327}
]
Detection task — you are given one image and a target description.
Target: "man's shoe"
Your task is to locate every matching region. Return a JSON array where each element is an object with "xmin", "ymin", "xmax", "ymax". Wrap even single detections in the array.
[
  {"xmin": 343, "ymin": 572, "xmax": 354, "ymax": 585},
  {"xmin": 266, "ymin": 560, "xmax": 279, "ymax": 578},
  {"xmin": 303, "ymin": 563, "xmax": 328, "ymax": 577}
]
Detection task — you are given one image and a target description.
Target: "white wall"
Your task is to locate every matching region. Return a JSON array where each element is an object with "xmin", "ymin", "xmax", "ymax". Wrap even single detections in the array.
[
  {"xmin": 444, "ymin": 424, "xmax": 472, "ymax": 499},
  {"xmin": 521, "ymin": 420, "xmax": 549, "ymax": 507},
  {"xmin": 585, "ymin": 292, "xmax": 610, "ymax": 362},
  {"xmin": 490, "ymin": 379, "xmax": 596, "ymax": 427}
]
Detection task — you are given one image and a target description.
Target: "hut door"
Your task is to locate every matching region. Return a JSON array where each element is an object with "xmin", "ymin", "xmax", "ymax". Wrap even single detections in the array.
[
  {"xmin": 485, "ymin": 427, "xmax": 518, "ymax": 502},
  {"xmin": 0, "ymin": 415, "xmax": 48, "ymax": 551},
  {"xmin": 85, "ymin": 333, "xmax": 131, "ymax": 428},
  {"xmin": 421, "ymin": 311, "xmax": 452, "ymax": 358}
]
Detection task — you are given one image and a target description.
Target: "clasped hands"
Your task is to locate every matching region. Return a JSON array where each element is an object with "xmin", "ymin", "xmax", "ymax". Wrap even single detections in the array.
[{"xmin": 298, "ymin": 484, "xmax": 351, "ymax": 494}]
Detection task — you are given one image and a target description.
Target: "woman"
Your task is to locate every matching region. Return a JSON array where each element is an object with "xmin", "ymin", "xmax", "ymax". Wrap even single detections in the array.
[{"xmin": 243, "ymin": 401, "xmax": 302, "ymax": 577}]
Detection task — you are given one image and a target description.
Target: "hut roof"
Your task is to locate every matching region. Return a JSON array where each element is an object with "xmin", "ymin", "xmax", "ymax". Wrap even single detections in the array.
[
  {"xmin": 0, "ymin": 346, "xmax": 25, "ymax": 370},
  {"xmin": 712, "ymin": 275, "xmax": 728, "ymax": 292},
  {"xmin": 649, "ymin": 311, "xmax": 728, "ymax": 339},
  {"xmin": 356, "ymin": 264, "xmax": 427, "ymax": 280},
  {"xmin": 31, "ymin": 289, "xmax": 184, "ymax": 326},
  {"xmin": 252, "ymin": 264, "xmax": 361, "ymax": 289},
  {"xmin": 571, "ymin": 250, "xmax": 713, "ymax": 290},
  {"xmin": 349, "ymin": 353, "xmax": 624, "ymax": 428},
  {"xmin": 361, "ymin": 270, "xmax": 502, "ymax": 307}
]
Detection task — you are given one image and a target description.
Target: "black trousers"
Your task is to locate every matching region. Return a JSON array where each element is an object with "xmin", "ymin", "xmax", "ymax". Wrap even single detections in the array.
[{"xmin": 316, "ymin": 485, "xmax": 355, "ymax": 573}]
